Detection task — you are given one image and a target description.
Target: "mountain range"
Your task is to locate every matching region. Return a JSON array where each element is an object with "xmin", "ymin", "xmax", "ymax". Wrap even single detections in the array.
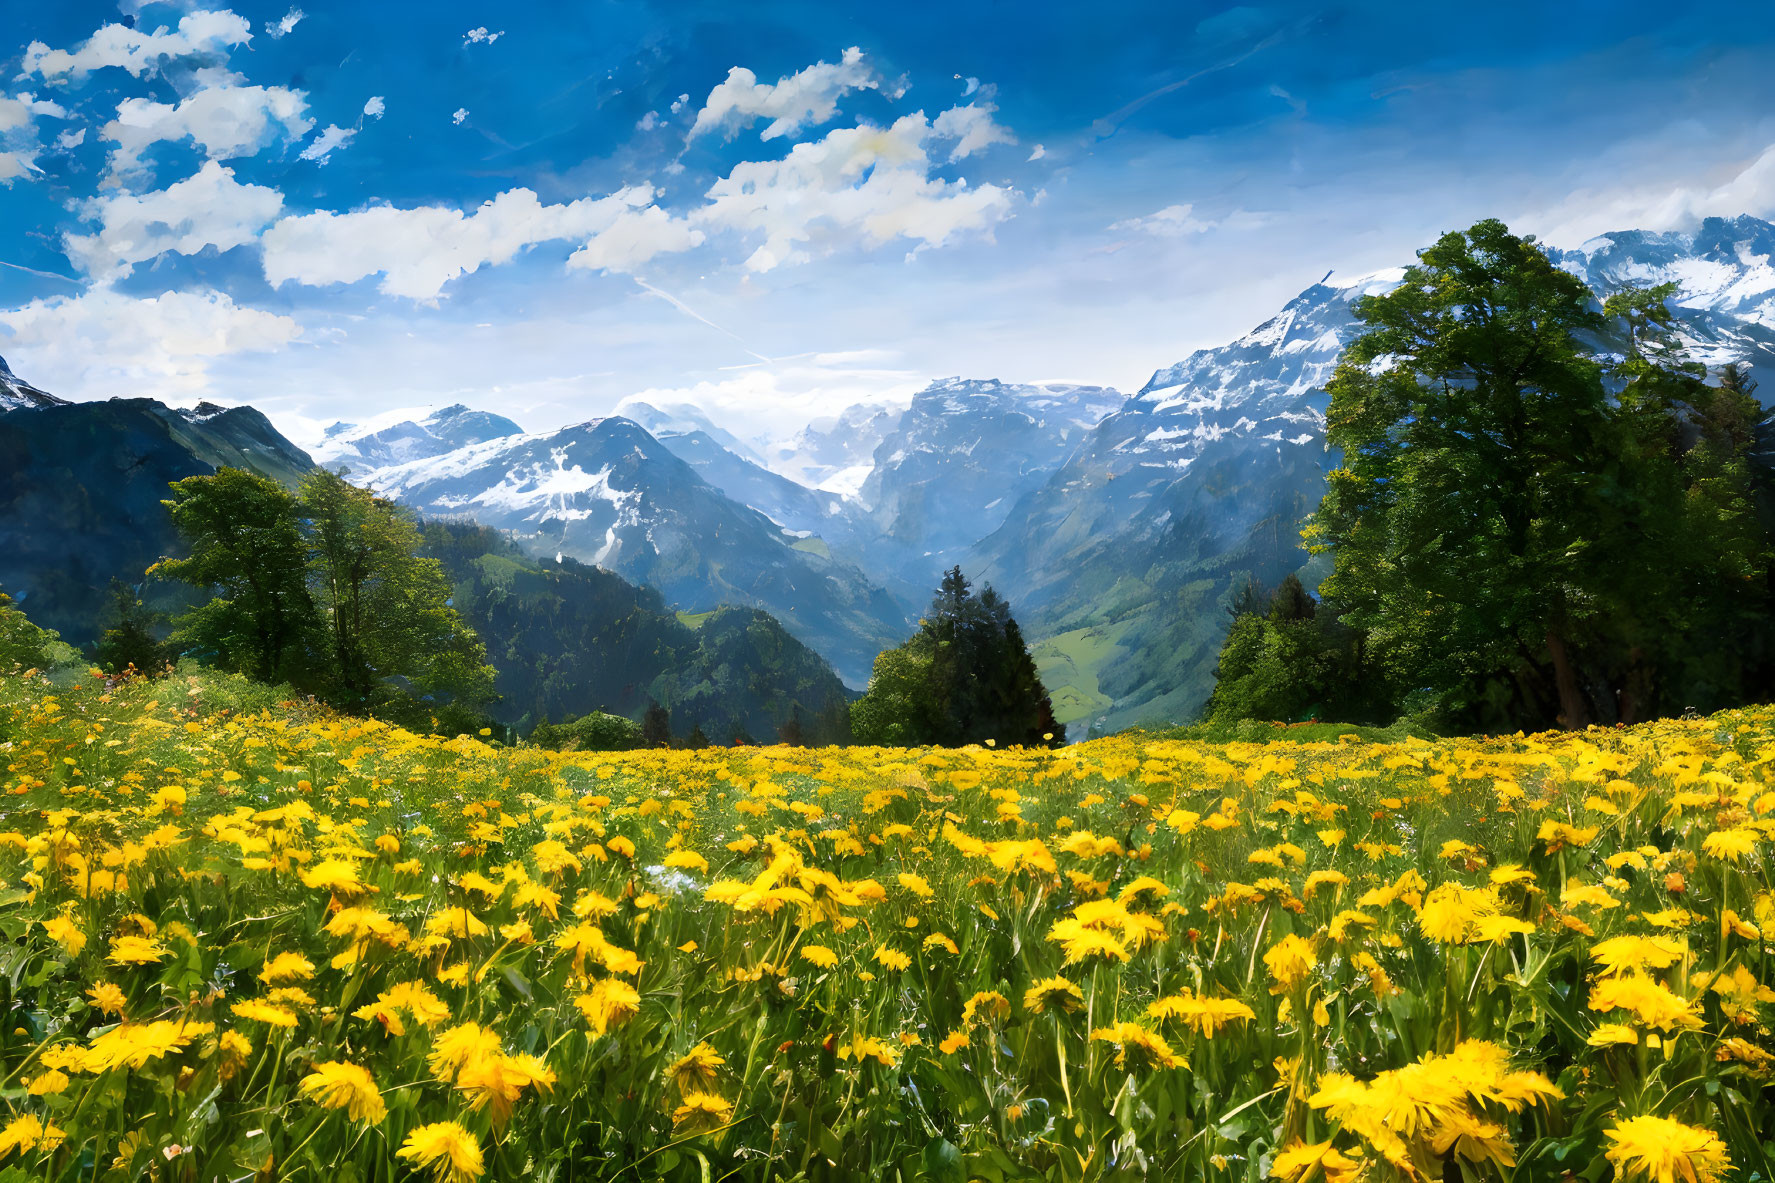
[{"xmin": 8, "ymin": 214, "xmax": 1775, "ymax": 737}]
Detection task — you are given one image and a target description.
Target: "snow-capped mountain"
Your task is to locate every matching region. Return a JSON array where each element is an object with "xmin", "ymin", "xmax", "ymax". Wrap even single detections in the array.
[
  {"xmin": 1553, "ymin": 214, "xmax": 1775, "ymax": 371},
  {"xmin": 615, "ymin": 398, "xmax": 770, "ymax": 467},
  {"xmin": 315, "ymin": 404, "xmax": 524, "ymax": 474},
  {"xmin": 765, "ymin": 401, "xmax": 906, "ymax": 496},
  {"xmin": 861, "ymin": 378, "xmax": 1124, "ymax": 565},
  {"xmin": 361, "ymin": 416, "xmax": 912, "ymax": 685},
  {"xmin": 0, "ymin": 354, "xmax": 66, "ymax": 412},
  {"xmin": 971, "ymin": 215, "xmax": 1775, "ymax": 735}
]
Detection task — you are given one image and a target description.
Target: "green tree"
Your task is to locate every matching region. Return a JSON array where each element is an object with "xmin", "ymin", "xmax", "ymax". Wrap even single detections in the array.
[
  {"xmin": 0, "ymin": 588, "xmax": 78, "ymax": 673},
  {"xmin": 299, "ymin": 470, "xmax": 496, "ymax": 710},
  {"xmin": 851, "ymin": 567, "xmax": 1063, "ymax": 746},
  {"xmin": 641, "ymin": 700, "xmax": 672, "ymax": 747},
  {"xmin": 1206, "ymin": 573, "xmax": 1384, "ymax": 725},
  {"xmin": 157, "ymin": 468, "xmax": 318, "ymax": 685},
  {"xmin": 94, "ymin": 579, "xmax": 168, "ymax": 676},
  {"xmin": 531, "ymin": 710, "xmax": 643, "ymax": 751},
  {"xmin": 1309, "ymin": 219, "xmax": 1775, "ymax": 729}
]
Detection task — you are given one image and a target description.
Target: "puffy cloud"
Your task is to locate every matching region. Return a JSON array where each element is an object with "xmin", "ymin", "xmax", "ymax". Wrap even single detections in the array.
[
  {"xmin": 102, "ymin": 84, "xmax": 312, "ymax": 180},
  {"xmin": 463, "ymin": 28, "xmax": 504, "ymax": 46},
  {"xmin": 689, "ymin": 47, "xmax": 879, "ymax": 142},
  {"xmin": 23, "ymin": 10, "xmax": 252, "ymax": 80},
  {"xmin": 930, "ymin": 104, "xmax": 1016, "ymax": 161},
  {"xmin": 267, "ymin": 9, "xmax": 305, "ymax": 39},
  {"xmin": 696, "ymin": 109, "xmax": 1018, "ymax": 271},
  {"xmin": 64, "ymin": 160, "xmax": 285, "ymax": 280},
  {"xmin": 261, "ymin": 186, "xmax": 702, "ymax": 299},
  {"xmin": 0, "ymin": 92, "xmax": 67, "ymax": 184},
  {"xmin": 299, "ymin": 124, "xmax": 356, "ymax": 163},
  {"xmin": 1027, "ymin": 144, "xmax": 1046, "ymax": 162},
  {"xmin": 566, "ymin": 206, "xmax": 705, "ymax": 273},
  {"xmin": 0, "ymin": 286, "xmax": 301, "ymax": 398},
  {"xmin": 452, "ymin": 108, "xmax": 469, "ymax": 125},
  {"xmin": 363, "ymin": 96, "xmax": 386, "ymax": 119}
]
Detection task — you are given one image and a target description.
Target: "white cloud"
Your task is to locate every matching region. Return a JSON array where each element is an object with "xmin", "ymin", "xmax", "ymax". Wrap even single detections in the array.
[
  {"xmin": 696, "ymin": 108, "xmax": 1019, "ymax": 271},
  {"xmin": 930, "ymin": 103, "xmax": 1016, "ymax": 161},
  {"xmin": 299, "ymin": 124, "xmax": 356, "ymax": 163},
  {"xmin": 23, "ymin": 10, "xmax": 253, "ymax": 80},
  {"xmin": 364, "ymin": 96, "xmax": 386, "ymax": 119},
  {"xmin": 463, "ymin": 27, "xmax": 504, "ymax": 46},
  {"xmin": 452, "ymin": 108, "xmax": 469, "ymax": 125},
  {"xmin": 1027, "ymin": 144, "xmax": 1046, "ymax": 162},
  {"xmin": 261, "ymin": 186, "xmax": 702, "ymax": 299},
  {"xmin": 267, "ymin": 9, "xmax": 305, "ymax": 39},
  {"xmin": 566, "ymin": 206, "xmax": 705, "ymax": 273},
  {"xmin": 670, "ymin": 94, "xmax": 689, "ymax": 114},
  {"xmin": 0, "ymin": 286, "xmax": 301, "ymax": 398},
  {"xmin": 1111, "ymin": 203, "xmax": 1215, "ymax": 237},
  {"xmin": 617, "ymin": 353, "xmax": 925, "ymax": 445},
  {"xmin": 56, "ymin": 128, "xmax": 85, "ymax": 150},
  {"xmin": 689, "ymin": 47, "xmax": 879, "ymax": 142},
  {"xmin": 0, "ymin": 92, "xmax": 67, "ymax": 184},
  {"xmin": 102, "ymin": 84, "xmax": 313, "ymax": 181},
  {"xmin": 1529, "ymin": 142, "xmax": 1775, "ymax": 246},
  {"xmin": 64, "ymin": 160, "xmax": 285, "ymax": 280},
  {"xmin": 1109, "ymin": 203, "xmax": 1267, "ymax": 238}
]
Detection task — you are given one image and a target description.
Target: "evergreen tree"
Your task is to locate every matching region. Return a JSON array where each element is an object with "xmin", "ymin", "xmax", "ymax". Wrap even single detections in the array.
[
  {"xmin": 851, "ymin": 567, "xmax": 1064, "ymax": 746},
  {"xmin": 641, "ymin": 700, "xmax": 672, "ymax": 747},
  {"xmin": 686, "ymin": 724, "xmax": 711, "ymax": 749},
  {"xmin": 157, "ymin": 468, "xmax": 318, "ymax": 685},
  {"xmin": 95, "ymin": 579, "xmax": 167, "ymax": 675}
]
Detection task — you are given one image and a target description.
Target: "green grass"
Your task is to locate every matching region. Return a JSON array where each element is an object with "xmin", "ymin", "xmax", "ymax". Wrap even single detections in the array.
[
  {"xmin": 675, "ymin": 609, "xmax": 717, "ymax": 629},
  {"xmin": 1029, "ymin": 617, "xmax": 1136, "ymax": 729}
]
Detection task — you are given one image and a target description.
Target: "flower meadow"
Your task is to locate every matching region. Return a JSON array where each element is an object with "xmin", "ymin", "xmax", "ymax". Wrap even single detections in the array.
[{"xmin": 3, "ymin": 670, "xmax": 1775, "ymax": 1182}]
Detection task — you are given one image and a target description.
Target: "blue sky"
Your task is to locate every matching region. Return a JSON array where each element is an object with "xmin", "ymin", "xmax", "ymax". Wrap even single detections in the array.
[{"xmin": 2, "ymin": 0, "xmax": 1774, "ymax": 444}]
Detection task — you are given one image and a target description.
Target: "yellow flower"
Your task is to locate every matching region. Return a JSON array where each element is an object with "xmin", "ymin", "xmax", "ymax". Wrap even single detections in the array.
[
  {"xmin": 1263, "ymin": 934, "xmax": 1316, "ymax": 993},
  {"xmin": 397, "ymin": 1121, "xmax": 484, "ymax": 1183},
  {"xmin": 1702, "ymin": 829, "xmax": 1758, "ymax": 863},
  {"xmin": 938, "ymin": 1029, "xmax": 970, "ymax": 1054},
  {"xmin": 665, "ymin": 1042, "xmax": 726, "ymax": 1092},
  {"xmin": 428, "ymin": 1023, "xmax": 503, "ymax": 1082},
  {"xmin": 299, "ymin": 858, "xmax": 369, "ymax": 896},
  {"xmin": 1268, "ymin": 1139, "xmax": 1358, "ymax": 1182},
  {"xmin": 1090, "ymin": 1022, "xmax": 1185, "ymax": 1070},
  {"xmin": 41, "ymin": 914, "xmax": 86, "ymax": 957},
  {"xmin": 672, "ymin": 1092, "xmax": 734, "ymax": 1133},
  {"xmin": 86, "ymin": 982, "xmax": 126, "ymax": 1016},
  {"xmin": 0, "ymin": 1113, "xmax": 66, "ymax": 1158},
  {"xmin": 259, "ymin": 951, "xmax": 316, "ymax": 984},
  {"xmin": 231, "ymin": 999, "xmax": 299, "ymax": 1028},
  {"xmin": 1147, "ymin": 993, "xmax": 1258, "ymax": 1037},
  {"xmin": 800, "ymin": 945, "xmax": 839, "ymax": 969},
  {"xmin": 455, "ymin": 1051, "xmax": 555, "ymax": 1127},
  {"xmin": 1587, "ymin": 977, "xmax": 1703, "ymax": 1031},
  {"xmin": 1603, "ymin": 1115, "xmax": 1730, "ymax": 1183},
  {"xmin": 872, "ymin": 945, "xmax": 911, "ymax": 972},
  {"xmin": 83, "ymin": 1019, "xmax": 214, "ymax": 1072},
  {"xmin": 298, "ymin": 1060, "xmax": 387, "ymax": 1122},
  {"xmin": 1022, "ymin": 976, "xmax": 1085, "ymax": 1015},
  {"xmin": 106, "ymin": 935, "xmax": 167, "ymax": 965},
  {"xmin": 575, "ymin": 979, "xmax": 642, "ymax": 1036}
]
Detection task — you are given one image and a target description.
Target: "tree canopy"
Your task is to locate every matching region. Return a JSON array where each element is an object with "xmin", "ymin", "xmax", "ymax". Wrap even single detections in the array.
[
  {"xmin": 1289, "ymin": 218, "xmax": 1775, "ymax": 731},
  {"xmin": 852, "ymin": 567, "xmax": 1063, "ymax": 747}
]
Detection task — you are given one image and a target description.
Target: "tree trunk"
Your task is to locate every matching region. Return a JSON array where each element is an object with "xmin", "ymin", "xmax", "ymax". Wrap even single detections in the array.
[{"xmin": 1545, "ymin": 628, "xmax": 1590, "ymax": 729}]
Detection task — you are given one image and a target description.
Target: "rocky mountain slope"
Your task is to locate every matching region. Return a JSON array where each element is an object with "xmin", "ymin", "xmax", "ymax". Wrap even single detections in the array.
[
  {"xmin": 860, "ymin": 378, "xmax": 1123, "ymax": 572},
  {"xmin": 0, "ymin": 357, "xmax": 316, "ymax": 647},
  {"xmin": 360, "ymin": 416, "xmax": 911, "ymax": 685}
]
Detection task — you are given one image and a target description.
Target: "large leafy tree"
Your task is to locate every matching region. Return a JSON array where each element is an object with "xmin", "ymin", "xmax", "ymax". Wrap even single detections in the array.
[
  {"xmin": 1309, "ymin": 219, "xmax": 1774, "ymax": 729},
  {"xmin": 156, "ymin": 468, "xmax": 318, "ymax": 685},
  {"xmin": 298, "ymin": 469, "xmax": 496, "ymax": 709}
]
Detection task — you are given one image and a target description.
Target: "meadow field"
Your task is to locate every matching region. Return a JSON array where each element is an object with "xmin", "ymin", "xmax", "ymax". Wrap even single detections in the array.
[{"xmin": 1, "ymin": 667, "xmax": 1772, "ymax": 1182}]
